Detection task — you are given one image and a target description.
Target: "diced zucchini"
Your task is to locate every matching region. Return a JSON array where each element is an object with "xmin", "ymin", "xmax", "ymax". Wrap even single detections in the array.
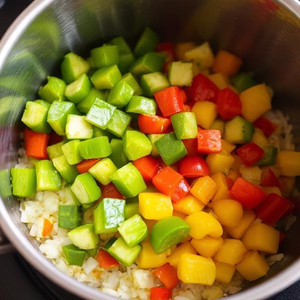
[
  {"xmin": 65, "ymin": 114, "xmax": 93, "ymax": 140},
  {"xmin": 106, "ymin": 109, "xmax": 131, "ymax": 138},
  {"xmin": 90, "ymin": 45, "xmax": 119, "ymax": 68},
  {"xmin": 38, "ymin": 76, "xmax": 66, "ymax": 103},
  {"xmin": 140, "ymin": 72, "xmax": 169, "ymax": 96},
  {"xmin": 134, "ymin": 27, "xmax": 159, "ymax": 57},
  {"xmin": 52, "ymin": 155, "xmax": 79, "ymax": 183},
  {"xmin": 65, "ymin": 73, "xmax": 91, "ymax": 104},
  {"xmin": 78, "ymin": 136, "xmax": 111, "ymax": 159},
  {"xmin": 109, "ymin": 139, "xmax": 129, "ymax": 168},
  {"xmin": 11, "ymin": 168, "xmax": 36, "ymax": 198},
  {"xmin": 124, "ymin": 200, "xmax": 139, "ymax": 220},
  {"xmin": 258, "ymin": 146, "xmax": 277, "ymax": 166},
  {"xmin": 168, "ymin": 61, "xmax": 193, "ymax": 86},
  {"xmin": 89, "ymin": 158, "xmax": 117, "ymax": 185},
  {"xmin": 90, "ymin": 65, "xmax": 122, "ymax": 89},
  {"xmin": 107, "ymin": 80, "xmax": 134, "ymax": 108},
  {"xmin": 36, "ymin": 160, "xmax": 61, "ymax": 191},
  {"xmin": 61, "ymin": 140, "xmax": 83, "ymax": 165},
  {"xmin": 126, "ymin": 95, "xmax": 157, "ymax": 115},
  {"xmin": 184, "ymin": 42, "xmax": 214, "ymax": 69},
  {"xmin": 47, "ymin": 141, "xmax": 65, "ymax": 160},
  {"xmin": 77, "ymin": 88, "xmax": 107, "ymax": 114},
  {"xmin": 68, "ymin": 224, "xmax": 99, "ymax": 250},
  {"xmin": 148, "ymin": 134, "xmax": 164, "ymax": 157},
  {"xmin": 122, "ymin": 73, "xmax": 143, "ymax": 95}
]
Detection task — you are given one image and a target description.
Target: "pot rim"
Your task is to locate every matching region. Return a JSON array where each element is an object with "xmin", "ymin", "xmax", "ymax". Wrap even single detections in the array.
[{"xmin": 0, "ymin": 0, "xmax": 300, "ymax": 299}]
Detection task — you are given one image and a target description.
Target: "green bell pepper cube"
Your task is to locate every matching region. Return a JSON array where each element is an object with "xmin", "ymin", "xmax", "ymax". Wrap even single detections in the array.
[
  {"xmin": 62, "ymin": 244, "xmax": 86, "ymax": 266},
  {"xmin": 62, "ymin": 186, "xmax": 80, "ymax": 206},
  {"xmin": 58, "ymin": 205, "xmax": 80, "ymax": 229},
  {"xmin": 171, "ymin": 112, "xmax": 198, "ymax": 139},
  {"xmin": 168, "ymin": 61, "xmax": 193, "ymax": 86},
  {"xmin": 21, "ymin": 100, "xmax": 50, "ymax": 133},
  {"xmin": 82, "ymin": 202, "xmax": 94, "ymax": 210},
  {"xmin": 107, "ymin": 109, "xmax": 131, "ymax": 138},
  {"xmin": 11, "ymin": 168, "xmax": 36, "ymax": 198},
  {"xmin": 61, "ymin": 52, "xmax": 90, "ymax": 84},
  {"xmin": 38, "ymin": 76, "xmax": 66, "ymax": 103},
  {"xmin": 123, "ymin": 130, "xmax": 152, "ymax": 160},
  {"xmin": 47, "ymin": 101, "xmax": 78, "ymax": 135},
  {"xmin": 140, "ymin": 72, "xmax": 169, "ymax": 97},
  {"xmin": 61, "ymin": 140, "xmax": 83, "ymax": 165},
  {"xmin": 134, "ymin": 27, "xmax": 159, "ymax": 57},
  {"xmin": 93, "ymin": 198, "xmax": 125, "ymax": 234},
  {"xmin": 110, "ymin": 162, "xmax": 146, "ymax": 197},
  {"xmin": 155, "ymin": 133, "xmax": 187, "ymax": 165},
  {"xmin": 0, "ymin": 169, "xmax": 12, "ymax": 198},
  {"xmin": 47, "ymin": 141, "xmax": 64, "ymax": 160},
  {"xmin": 93, "ymin": 127, "xmax": 113, "ymax": 139},
  {"xmin": 78, "ymin": 136, "xmax": 111, "ymax": 159},
  {"xmin": 89, "ymin": 158, "xmax": 117, "ymax": 185},
  {"xmin": 107, "ymin": 80, "xmax": 134, "ymax": 108},
  {"xmin": 148, "ymin": 134, "xmax": 164, "ymax": 157},
  {"xmin": 210, "ymin": 119, "xmax": 225, "ymax": 136},
  {"xmin": 124, "ymin": 198, "xmax": 139, "ymax": 220},
  {"xmin": 36, "ymin": 160, "xmax": 61, "ymax": 191},
  {"xmin": 65, "ymin": 114, "xmax": 93, "ymax": 140},
  {"xmin": 86, "ymin": 248, "xmax": 97, "ymax": 258},
  {"xmin": 90, "ymin": 45, "xmax": 119, "ymax": 68},
  {"xmin": 110, "ymin": 37, "xmax": 132, "ymax": 54},
  {"xmin": 71, "ymin": 173, "xmax": 101, "ymax": 204},
  {"xmin": 258, "ymin": 146, "xmax": 278, "ymax": 166},
  {"xmin": 118, "ymin": 214, "xmax": 147, "ymax": 247},
  {"xmin": 77, "ymin": 88, "xmax": 107, "ymax": 114},
  {"xmin": 129, "ymin": 52, "xmax": 166, "ymax": 77},
  {"xmin": 52, "ymin": 155, "xmax": 79, "ymax": 183},
  {"xmin": 90, "ymin": 65, "xmax": 122, "ymax": 89},
  {"xmin": 122, "ymin": 73, "xmax": 143, "ymax": 95},
  {"xmin": 86, "ymin": 98, "xmax": 116, "ymax": 129},
  {"xmin": 65, "ymin": 73, "xmax": 91, "ymax": 104},
  {"xmin": 68, "ymin": 224, "xmax": 99, "ymax": 250},
  {"xmin": 109, "ymin": 139, "xmax": 129, "ymax": 168},
  {"xmin": 126, "ymin": 95, "xmax": 157, "ymax": 115},
  {"xmin": 107, "ymin": 237, "xmax": 142, "ymax": 267},
  {"xmin": 230, "ymin": 72, "xmax": 257, "ymax": 93}
]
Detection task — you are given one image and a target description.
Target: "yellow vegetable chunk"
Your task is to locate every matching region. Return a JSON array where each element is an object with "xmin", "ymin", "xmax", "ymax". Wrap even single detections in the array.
[
  {"xmin": 186, "ymin": 211, "xmax": 223, "ymax": 239},
  {"xmin": 262, "ymin": 186, "xmax": 282, "ymax": 196},
  {"xmin": 191, "ymin": 237, "xmax": 223, "ymax": 258},
  {"xmin": 227, "ymin": 170, "xmax": 240, "ymax": 182},
  {"xmin": 190, "ymin": 176, "xmax": 217, "ymax": 205},
  {"xmin": 225, "ymin": 210, "xmax": 256, "ymax": 239},
  {"xmin": 192, "ymin": 101, "xmax": 217, "ymax": 129},
  {"xmin": 221, "ymin": 139, "xmax": 236, "ymax": 155},
  {"xmin": 173, "ymin": 194, "xmax": 204, "ymax": 215},
  {"xmin": 239, "ymin": 165, "xmax": 262, "ymax": 186},
  {"xmin": 168, "ymin": 242, "xmax": 197, "ymax": 267},
  {"xmin": 136, "ymin": 241, "xmax": 167, "ymax": 269},
  {"xmin": 208, "ymin": 73, "xmax": 230, "ymax": 89},
  {"xmin": 139, "ymin": 192, "xmax": 173, "ymax": 220},
  {"xmin": 206, "ymin": 153, "xmax": 235, "ymax": 175},
  {"xmin": 236, "ymin": 251, "xmax": 270, "ymax": 281},
  {"xmin": 212, "ymin": 50, "xmax": 242, "ymax": 77},
  {"xmin": 252, "ymin": 129, "xmax": 269, "ymax": 149},
  {"xmin": 240, "ymin": 84, "xmax": 271, "ymax": 122},
  {"xmin": 215, "ymin": 261, "xmax": 236, "ymax": 283},
  {"xmin": 211, "ymin": 172, "xmax": 230, "ymax": 202},
  {"xmin": 214, "ymin": 239, "xmax": 246, "ymax": 265},
  {"xmin": 242, "ymin": 222, "xmax": 280, "ymax": 254},
  {"xmin": 172, "ymin": 210, "xmax": 187, "ymax": 220},
  {"xmin": 210, "ymin": 119, "xmax": 225, "ymax": 136},
  {"xmin": 213, "ymin": 199, "xmax": 243, "ymax": 228},
  {"xmin": 231, "ymin": 154, "xmax": 243, "ymax": 171},
  {"xmin": 175, "ymin": 42, "xmax": 196, "ymax": 61},
  {"xmin": 177, "ymin": 254, "xmax": 216, "ymax": 285},
  {"xmin": 276, "ymin": 151, "xmax": 300, "ymax": 176}
]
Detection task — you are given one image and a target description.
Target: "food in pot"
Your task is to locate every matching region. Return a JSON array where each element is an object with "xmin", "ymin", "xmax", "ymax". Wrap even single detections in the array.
[{"xmin": 13, "ymin": 27, "xmax": 299, "ymax": 299}]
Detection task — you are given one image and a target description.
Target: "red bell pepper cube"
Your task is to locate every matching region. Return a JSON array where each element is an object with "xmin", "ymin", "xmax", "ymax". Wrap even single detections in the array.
[
  {"xmin": 133, "ymin": 155, "xmax": 161, "ymax": 181},
  {"xmin": 150, "ymin": 287, "xmax": 172, "ymax": 300},
  {"xmin": 154, "ymin": 86, "xmax": 184, "ymax": 117},
  {"xmin": 279, "ymin": 232, "xmax": 286, "ymax": 243},
  {"xmin": 179, "ymin": 156, "xmax": 210, "ymax": 178},
  {"xmin": 197, "ymin": 129, "xmax": 222, "ymax": 154},
  {"xmin": 254, "ymin": 193, "xmax": 295, "ymax": 226},
  {"xmin": 138, "ymin": 114, "xmax": 171, "ymax": 134},
  {"xmin": 24, "ymin": 128, "xmax": 50, "ymax": 159},
  {"xmin": 182, "ymin": 138, "xmax": 198, "ymax": 156},
  {"xmin": 96, "ymin": 249, "xmax": 119, "ymax": 269},
  {"xmin": 152, "ymin": 263, "xmax": 179, "ymax": 289},
  {"xmin": 152, "ymin": 166, "xmax": 189, "ymax": 202},
  {"xmin": 236, "ymin": 142, "xmax": 265, "ymax": 166},
  {"xmin": 48, "ymin": 131, "xmax": 64, "ymax": 145},
  {"xmin": 76, "ymin": 159, "xmax": 101, "ymax": 174},
  {"xmin": 100, "ymin": 182, "xmax": 125, "ymax": 200},
  {"xmin": 254, "ymin": 116, "xmax": 277, "ymax": 137},
  {"xmin": 189, "ymin": 73, "xmax": 219, "ymax": 102},
  {"xmin": 216, "ymin": 88, "xmax": 242, "ymax": 120},
  {"xmin": 230, "ymin": 177, "xmax": 266, "ymax": 209},
  {"xmin": 156, "ymin": 42, "xmax": 176, "ymax": 74},
  {"xmin": 179, "ymin": 88, "xmax": 187, "ymax": 103},
  {"xmin": 260, "ymin": 168, "xmax": 280, "ymax": 187},
  {"xmin": 226, "ymin": 177, "xmax": 234, "ymax": 190}
]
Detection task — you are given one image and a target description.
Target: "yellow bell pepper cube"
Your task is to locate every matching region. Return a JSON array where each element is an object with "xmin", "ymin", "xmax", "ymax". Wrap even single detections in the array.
[
  {"xmin": 190, "ymin": 176, "xmax": 217, "ymax": 205},
  {"xmin": 276, "ymin": 151, "xmax": 300, "ymax": 176},
  {"xmin": 173, "ymin": 194, "xmax": 204, "ymax": 215},
  {"xmin": 252, "ymin": 129, "xmax": 269, "ymax": 149},
  {"xmin": 242, "ymin": 222, "xmax": 280, "ymax": 254},
  {"xmin": 239, "ymin": 165, "xmax": 262, "ymax": 186},
  {"xmin": 210, "ymin": 119, "xmax": 225, "ymax": 136},
  {"xmin": 213, "ymin": 199, "xmax": 243, "ymax": 228},
  {"xmin": 212, "ymin": 50, "xmax": 242, "ymax": 77},
  {"xmin": 175, "ymin": 42, "xmax": 196, "ymax": 61},
  {"xmin": 139, "ymin": 192, "xmax": 173, "ymax": 220},
  {"xmin": 208, "ymin": 73, "xmax": 230, "ymax": 90},
  {"xmin": 211, "ymin": 172, "xmax": 230, "ymax": 202},
  {"xmin": 221, "ymin": 139, "xmax": 236, "ymax": 155},
  {"xmin": 225, "ymin": 210, "xmax": 256, "ymax": 239},
  {"xmin": 227, "ymin": 170, "xmax": 240, "ymax": 182},
  {"xmin": 261, "ymin": 186, "xmax": 282, "ymax": 196},
  {"xmin": 214, "ymin": 261, "xmax": 235, "ymax": 283},
  {"xmin": 167, "ymin": 242, "xmax": 197, "ymax": 267},
  {"xmin": 192, "ymin": 101, "xmax": 217, "ymax": 129},
  {"xmin": 136, "ymin": 241, "xmax": 167, "ymax": 269},
  {"xmin": 177, "ymin": 254, "xmax": 216, "ymax": 285},
  {"xmin": 214, "ymin": 239, "xmax": 247, "ymax": 265},
  {"xmin": 206, "ymin": 153, "xmax": 235, "ymax": 175},
  {"xmin": 191, "ymin": 237, "xmax": 223, "ymax": 258},
  {"xmin": 240, "ymin": 84, "xmax": 271, "ymax": 122},
  {"xmin": 186, "ymin": 211, "xmax": 223, "ymax": 239},
  {"xmin": 236, "ymin": 251, "xmax": 270, "ymax": 281}
]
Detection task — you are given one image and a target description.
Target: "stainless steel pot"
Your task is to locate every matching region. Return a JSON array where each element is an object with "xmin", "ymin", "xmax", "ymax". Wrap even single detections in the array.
[{"xmin": 0, "ymin": 0, "xmax": 299, "ymax": 299}]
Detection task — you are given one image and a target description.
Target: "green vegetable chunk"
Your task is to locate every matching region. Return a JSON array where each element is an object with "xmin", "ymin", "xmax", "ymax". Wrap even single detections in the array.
[
  {"xmin": 171, "ymin": 112, "xmax": 198, "ymax": 139},
  {"xmin": 78, "ymin": 136, "xmax": 111, "ymax": 159},
  {"xmin": 140, "ymin": 72, "xmax": 169, "ymax": 97},
  {"xmin": 126, "ymin": 95, "xmax": 157, "ymax": 115},
  {"xmin": 62, "ymin": 187, "xmax": 80, "ymax": 206},
  {"xmin": 134, "ymin": 27, "xmax": 159, "ymax": 57},
  {"xmin": 231, "ymin": 72, "xmax": 257, "ymax": 93},
  {"xmin": 88, "ymin": 158, "xmax": 117, "ymax": 185},
  {"xmin": 11, "ymin": 168, "xmax": 36, "ymax": 198},
  {"xmin": 61, "ymin": 140, "xmax": 83, "ymax": 165},
  {"xmin": 36, "ymin": 160, "xmax": 61, "ymax": 191},
  {"xmin": 58, "ymin": 205, "xmax": 80, "ymax": 229},
  {"xmin": 93, "ymin": 198, "xmax": 125, "ymax": 234},
  {"xmin": 90, "ymin": 45, "xmax": 119, "ymax": 68},
  {"xmin": 0, "ymin": 169, "xmax": 12, "ymax": 198},
  {"xmin": 52, "ymin": 155, "xmax": 79, "ymax": 183},
  {"xmin": 90, "ymin": 65, "xmax": 122, "ymax": 89},
  {"xmin": 124, "ymin": 200, "xmax": 139, "ymax": 220},
  {"xmin": 65, "ymin": 114, "xmax": 93, "ymax": 140},
  {"xmin": 168, "ymin": 61, "xmax": 193, "ymax": 86},
  {"xmin": 107, "ymin": 80, "xmax": 134, "ymax": 108},
  {"xmin": 148, "ymin": 134, "xmax": 164, "ymax": 156},
  {"xmin": 38, "ymin": 76, "xmax": 66, "ymax": 103},
  {"xmin": 62, "ymin": 244, "xmax": 86, "ymax": 266},
  {"xmin": 122, "ymin": 73, "xmax": 143, "ymax": 95},
  {"xmin": 77, "ymin": 88, "xmax": 107, "ymax": 114},
  {"xmin": 151, "ymin": 216, "xmax": 190, "ymax": 254},
  {"xmin": 106, "ymin": 109, "xmax": 131, "ymax": 138},
  {"xmin": 65, "ymin": 73, "xmax": 91, "ymax": 104},
  {"xmin": 258, "ymin": 146, "xmax": 278, "ymax": 166},
  {"xmin": 47, "ymin": 141, "xmax": 64, "ymax": 160},
  {"xmin": 68, "ymin": 224, "xmax": 99, "ymax": 250},
  {"xmin": 210, "ymin": 119, "xmax": 225, "ymax": 136},
  {"xmin": 109, "ymin": 139, "xmax": 129, "ymax": 168}
]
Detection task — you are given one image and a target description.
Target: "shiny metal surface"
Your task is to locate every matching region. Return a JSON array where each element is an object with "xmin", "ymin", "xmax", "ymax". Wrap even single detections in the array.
[{"xmin": 0, "ymin": 0, "xmax": 299, "ymax": 299}]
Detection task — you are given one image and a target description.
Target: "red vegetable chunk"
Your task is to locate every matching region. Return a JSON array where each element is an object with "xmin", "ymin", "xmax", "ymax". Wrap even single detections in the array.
[
  {"xmin": 96, "ymin": 249, "xmax": 119, "ymax": 269},
  {"xmin": 197, "ymin": 129, "xmax": 222, "ymax": 154},
  {"xmin": 236, "ymin": 142, "xmax": 265, "ymax": 166},
  {"xmin": 182, "ymin": 138, "xmax": 199, "ymax": 156},
  {"xmin": 179, "ymin": 156, "xmax": 210, "ymax": 178},
  {"xmin": 254, "ymin": 116, "xmax": 277, "ymax": 137},
  {"xmin": 156, "ymin": 42, "xmax": 176, "ymax": 74},
  {"xmin": 24, "ymin": 128, "xmax": 50, "ymax": 159},
  {"xmin": 76, "ymin": 159, "xmax": 101, "ymax": 174},
  {"xmin": 100, "ymin": 182, "xmax": 125, "ymax": 200},
  {"xmin": 150, "ymin": 287, "xmax": 172, "ymax": 300},
  {"xmin": 138, "ymin": 114, "xmax": 171, "ymax": 134},
  {"xmin": 260, "ymin": 168, "xmax": 280, "ymax": 187},
  {"xmin": 153, "ymin": 263, "xmax": 179, "ymax": 289},
  {"xmin": 133, "ymin": 155, "xmax": 161, "ymax": 181}
]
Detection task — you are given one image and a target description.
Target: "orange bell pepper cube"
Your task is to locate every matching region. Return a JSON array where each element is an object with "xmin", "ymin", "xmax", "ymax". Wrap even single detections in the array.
[
  {"xmin": 138, "ymin": 114, "xmax": 171, "ymax": 134},
  {"xmin": 150, "ymin": 287, "xmax": 172, "ymax": 300},
  {"xmin": 100, "ymin": 182, "xmax": 125, "ymax": 200},
  {"xmin": 96, "ymin": 249, "xmax": 120, "ymax": 269},
  {"xmin": 42, "ymin": 218, "xmax": 53, "ymax": 237},
  {"xmin": 76, "ymin": 159, "xmax": 101, "ymax": 174},
  {"xmin": 197, "ymin": 129, "xmax": 222, "ymax": 154},
  {"xmin": 133, "ymin": 155, "xmax": 161, "ymax": 181},
  {"xmin": 254, "ymin": 116, "xmax": 277, "ymax": 137},
  {"xmin": 153, "ymin": 263, "xmax": 179, "ymax": 289},
  {"xmin": 24, "ymin": 128, "xmax": 50, "ymax": 159}
]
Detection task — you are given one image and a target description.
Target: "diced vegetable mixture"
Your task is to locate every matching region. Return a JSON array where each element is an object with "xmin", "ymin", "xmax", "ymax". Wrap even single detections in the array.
[{"xmin": 14, "ymin": 27, "xmax": 300, "ymax": 299}]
